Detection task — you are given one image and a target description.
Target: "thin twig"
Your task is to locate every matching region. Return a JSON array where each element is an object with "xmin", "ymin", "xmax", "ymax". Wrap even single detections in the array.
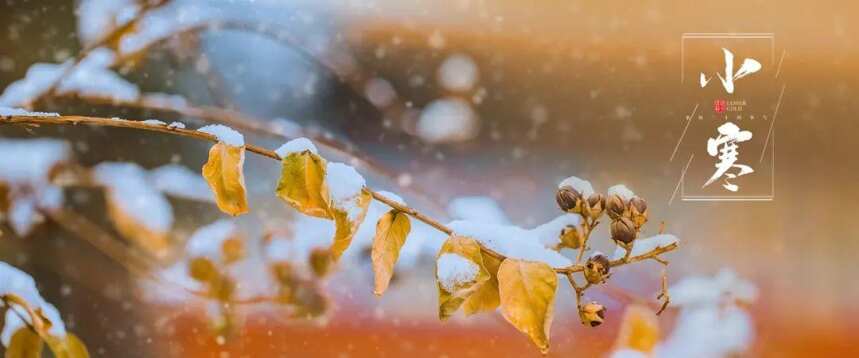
[{"xmin": 0, "ymin": 114, "xmax": 679, "ymax": 275}]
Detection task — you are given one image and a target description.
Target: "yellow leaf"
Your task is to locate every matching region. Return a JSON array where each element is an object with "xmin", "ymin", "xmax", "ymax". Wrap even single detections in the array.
[
  {"xmin": 461, "ymin": 252, "xmax": 502, "ymax": 315},
  {"xmin": 44, "ymin": 333, "xmax": 89, "ymax": 358},
  {"xmin": 5, "ymin": 328, "xmax": 43, "ymax": 358},
  {"xmin": 202, "ymin": 142, "xmax": 248, "ymax": 216},
  {"xmin": 275, "ymin": 151, "xmax": 331, "ymax": 219},
  {"xmin": 328, "ymin": 189, "xmax": 371, "ymax": 261},
  {"xmin": 435, "ymin": 236, "xmax": 490, "ymax": 320},
  {"xmin": 371, "ymin": 210, "xmax": 411, "ymax": 295},
  {"xmin": 498, "ymin": 259, "xmax": 558, "ymax": 354},
  {"xmin": 104, "ymin": 191, "xmax": 170, "ymax": 257},
  {"xmin": 613, "ymin": 304, "xmax": 660, "ymax": 354}
]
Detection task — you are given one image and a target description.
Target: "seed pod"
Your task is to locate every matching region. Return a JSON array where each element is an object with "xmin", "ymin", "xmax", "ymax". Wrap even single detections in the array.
[
  {"xmin": 579, "ymin": 302, "xmax": 606, "ymax": 327},
  {"xmin": 606, "ymin": 194, "xmax": 628, "ymax": 220},
  {"xmin": 559, "ymin": 225, "xmax": 583, "ymax": 249},
  {"xmin": 556, "ymin": 186, "xmax": 583, "ymax": 213},
  {"xmin": 584, "ymin": 254, "xmax": 611, "ymax": 284},
  {"xmin": 611, "ymin": 217, "xmax": 637, "ymax": 245},
  {"xmin": 629, "ymin": 196, "xmax": 648, "ymax": 228},
  {"xmin": 585, "ymin": 193, "xmax": 605, "ymax": 220}
]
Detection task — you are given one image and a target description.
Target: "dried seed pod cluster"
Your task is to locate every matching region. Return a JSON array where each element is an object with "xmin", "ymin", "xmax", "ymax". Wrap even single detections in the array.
[{"xmin": 553, "ymin": 178, "xmax": 674, "ymax": 334}]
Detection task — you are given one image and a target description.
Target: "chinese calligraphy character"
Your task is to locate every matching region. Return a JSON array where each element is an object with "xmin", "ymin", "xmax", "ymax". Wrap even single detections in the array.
[
  {"xmin": 703, "ymin": 122, "xmax": 754, "ymax": 192},
  {"xmin": 700, "ymin": 48, "xmax": 762, "ymax": 94}
]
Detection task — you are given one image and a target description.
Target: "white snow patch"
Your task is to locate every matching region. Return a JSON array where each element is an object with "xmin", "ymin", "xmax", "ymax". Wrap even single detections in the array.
[
  {"xmin": 607, "ymin": 184, "xmax": 635, "ymax": 201},
  {"xmin": 185, "ymin": 220, "xmax": 237, "ymax": 263},
  {"xmin": 416, "ymin": 98, "xmax": 479, "ymax": 144},
  {"xmin": 436, "ymin": 253, "xmax": 479, "ymax": 292},
  {"xmin": 198, "ymin": 124, "xmax": 244, "ymax": 146},
  {"xmin": 0, "ymin": 48, "xmax": 139, "ymax": 107},
  {"xmin": 669, "ymin": 268, "xmax": 758, "ymax": 308},
  {"xmin": 325, "ymin": 162, "xmax": 366, "ymax": 219},
  {"xmin": 0, "ymin": 139, "xmax": 69, "ymax": 236},
  {"xmin": 0, "ymin": 139, "xmax": 69, "ymax": 184},
  {"xmin": 612, "ymin": 234, "xmax": 678, "ymax": 260},
  {"xmin": 93, "ymin": 162, "xmax": 173, "ymax": 233},
  {"xmin": 76, "ymin": 0, "xmax": 139, "ymax": 46},
  {"xmin": 437, "ymin": 53, "xmax": 479, "ymax": 92},
  {"xmin": 0, "ymin": 107, "xmax": 59, "ymax": 117},
  {"xmin": 0, "ymin": 261, "xmax": 66, "ymax": 346},
  {"xmin": 167, "ymin": 121, "xmax": 185, "ymax": 129},
  {"xmin": 558, "ymin": 176, "xmax": 595, "ymax": 197},
  {"xmin": 142, "ymin": 119, "xmax": 166, "ymax": 126},
  {"xmin": 275, "ymin": 137, "xmax": 318, "ymax": 158},
  {"xmin": 655, "ymin": 304, "xmax": 754, "ymax": 358},
  {"xmin": 148, "ymin": 164, "xmax": 214, "ymax": 202},
  {"xmin": 447, "ymin": 196, "xmax": 509, "ymax": 225},
  {"xmin": 449, "ymin": 218, "xmax": 574, "ymax": 268}
]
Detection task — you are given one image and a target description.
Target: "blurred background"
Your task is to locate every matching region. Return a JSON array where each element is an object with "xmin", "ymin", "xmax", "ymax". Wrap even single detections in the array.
[{"xmin": 0, "ymin": 0, "xmax": 857, "ymax": 356}]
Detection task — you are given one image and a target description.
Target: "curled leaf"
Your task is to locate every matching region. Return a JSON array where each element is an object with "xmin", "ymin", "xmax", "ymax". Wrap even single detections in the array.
[
  {"xmin": 498, "ymin": 259, "xmax": 558, "ymax": 354},
  {"xmin": 202, "ymin": 142, "xmax": 248, "ymax": 216},
  {"xmin": 613, "ymin": 304, "xmax": 660, "ymax": 354},
  {"xmin": 275, "ymin": 151, "xmax": 330, "ymax": 219},
  {"xmin": 371, "ymin": 210, "xmax": 411, "ymax": 295},
  {"xmin": 435, "ymin": 236, "xmax": 491, "ymax": 320},
  {"xmin": 328, "ymin": 189, "xmax": 372, "ymax": 261}
]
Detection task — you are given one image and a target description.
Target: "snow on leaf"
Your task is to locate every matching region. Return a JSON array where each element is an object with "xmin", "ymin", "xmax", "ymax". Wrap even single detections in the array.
[
  {"xmin": 371, "ymin": 210, "xmax": 411, "ymax": 296},
  {"xmin": 0, "ymin": 262, "xmax": 69, "ymax": 346},
  {"xmin": 448, "ymin": 217, "xmax": 576, "ymax": 268},
  {"xmin": 275, "ymin": 150, "xmax": 330, "ymax": 219},
  {"xmin": 275, "ymin": 137, "xmax": 318, "ymax": 158},
  {"xmin": 435, "ymin": 236, "xmax": 491, "ymax": 320},
  {"xmin": 497, "ymin": 259, "xmax": 558, "ymax": 354},
  {"xmin": 201, "ymin": 142, "xmax": 248, "ymax": 216},
  {"xmin": 93, "ymin": 162, "xmax": 173, "ymax": 256},
  {"xmin": 328, "ymin": 189, "xmax": 371, "ymax": 261}
]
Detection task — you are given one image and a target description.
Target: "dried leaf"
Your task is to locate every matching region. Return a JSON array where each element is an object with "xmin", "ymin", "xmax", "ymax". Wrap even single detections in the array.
[
  {"xmin": 202, "ymin": 142, "xmax": 248, "ymax": 216},
  {"xmin": 275, "ymin": 151, "xmax": 330, "ymax": 219},
  {"xmin": 498, "ymin": 259, "xmax": 558, "ymax": 354},
  {"xmin": 461, "ymin": 251, "xmax": 502, "ymax": 315},
  {"xmin": 435, "ymin": 236, "xmax": 490, "ymax": 320},
  {"xmin": 5, "ymin": 328, "xmax": 43, "ymax": 358},
  {"xmin": 613, "ymin": 304, "xmax": 660, "ymax": 354},
  {"xmin": 104, "ymin": 191, "xmax": 170, "ymax": 257},
  {"xmin": 371, "ymin": 210, "xmax": 411, "ymax": 296},
  {"xmin": 328, "ymin": 189, "xmax": 372, "ymax": 261}
]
